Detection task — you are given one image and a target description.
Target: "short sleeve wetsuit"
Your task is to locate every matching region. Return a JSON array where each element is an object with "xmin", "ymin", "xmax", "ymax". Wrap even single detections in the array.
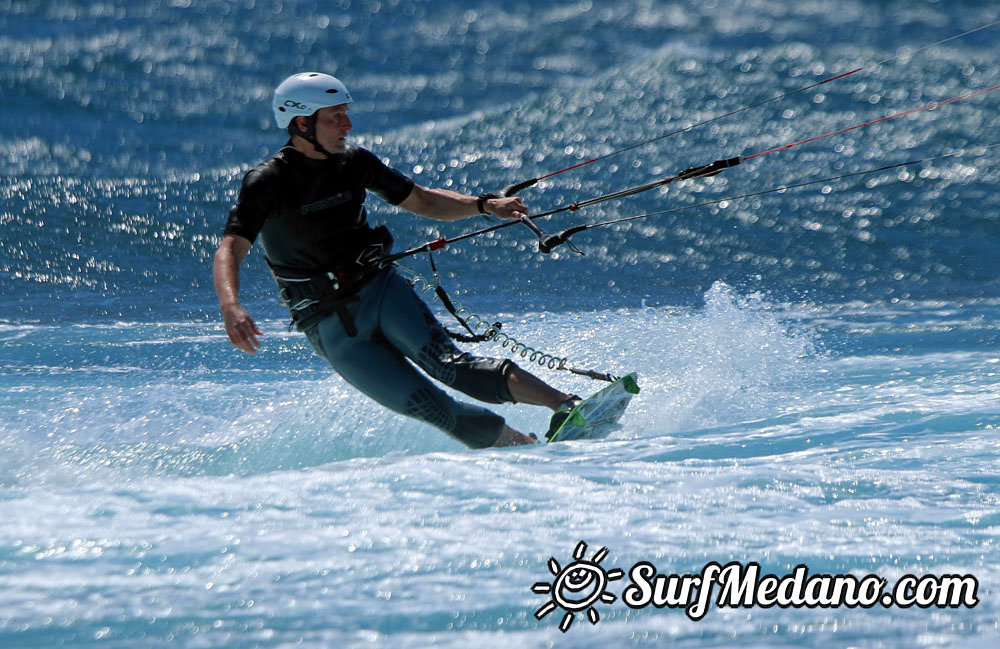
[{"xmin": 224, "ymin": 145, "xmax": 516, "ymax": 448}]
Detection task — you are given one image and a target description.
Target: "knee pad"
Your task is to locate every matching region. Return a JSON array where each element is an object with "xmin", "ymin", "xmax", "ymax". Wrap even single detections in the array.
[{"xmin": 450, "ymin": 356, "xmax": 516, "ymax": 404}]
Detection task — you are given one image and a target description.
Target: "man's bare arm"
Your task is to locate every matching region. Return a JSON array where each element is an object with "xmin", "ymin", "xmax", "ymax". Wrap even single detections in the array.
[
  {"xmin": 213, "ymin": 234, "xmax": 264, "ymax": 354},
  {"xmin": 398, "ymin": 184, "xmax": 528, "ymax": 221}
]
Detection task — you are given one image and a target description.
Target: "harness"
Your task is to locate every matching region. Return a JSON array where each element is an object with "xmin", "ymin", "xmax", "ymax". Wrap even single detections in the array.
[
  {"xmin": 271, "ymin": 224, "xmax": 503, "ymax": 345},
  {"xmin": 270, "ymin": 225, "xmax": 393, "ymax": 335}
]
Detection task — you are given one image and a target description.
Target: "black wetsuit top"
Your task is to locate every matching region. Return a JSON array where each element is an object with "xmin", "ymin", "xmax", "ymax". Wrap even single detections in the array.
[
  {"xmin": 224, "ymin": 144, "xmax": 414, "ymax": 277},
  {"xmin": 222, "ymin": 142, "xmax": 514, "ymax": 448}
]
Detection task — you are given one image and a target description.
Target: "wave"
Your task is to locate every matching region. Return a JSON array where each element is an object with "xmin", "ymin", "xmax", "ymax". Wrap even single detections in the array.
[{"xmin": 1, "ymin": 283, "xmax": 824, "ymax": 484}]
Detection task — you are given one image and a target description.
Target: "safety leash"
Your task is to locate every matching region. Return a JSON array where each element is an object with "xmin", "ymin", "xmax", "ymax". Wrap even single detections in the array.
[{"xmin": 396, "ymin": 260, "xmax": 619, "ymax": 382}]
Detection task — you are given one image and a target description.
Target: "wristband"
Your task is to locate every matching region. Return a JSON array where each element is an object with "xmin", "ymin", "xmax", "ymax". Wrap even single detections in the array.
[{"xmin": 477, "ymin": 192, "xmax": 500, "ymax": 215}]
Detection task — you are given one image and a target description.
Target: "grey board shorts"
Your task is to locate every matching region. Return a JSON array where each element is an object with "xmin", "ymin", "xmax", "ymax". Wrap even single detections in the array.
[{"xmin": 302, "ymin": 267, "xmax": 515, "ymax": 448}]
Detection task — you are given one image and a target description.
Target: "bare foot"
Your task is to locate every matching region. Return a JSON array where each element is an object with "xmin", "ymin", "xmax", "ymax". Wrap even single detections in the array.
[{"xmin": 492, "ymin": 425, "xmax": 539, "ymax": 447}]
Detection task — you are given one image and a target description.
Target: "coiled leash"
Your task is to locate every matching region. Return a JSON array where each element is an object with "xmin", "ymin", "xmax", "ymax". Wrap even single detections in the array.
[{"xmin": 398, "ymin": 255, "xmax": 620, "ymax": 383}]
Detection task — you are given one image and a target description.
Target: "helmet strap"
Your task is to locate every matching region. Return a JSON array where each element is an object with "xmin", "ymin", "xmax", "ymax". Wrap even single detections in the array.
[{"xmin": 288, "ymin": 114, "xmax": 331, "ymax": 158}]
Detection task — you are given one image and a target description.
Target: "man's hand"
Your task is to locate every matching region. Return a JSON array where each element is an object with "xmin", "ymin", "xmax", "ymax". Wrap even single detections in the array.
[
  {"xmin": 214, "ymin": 234, "xmax": 259, "ymax": 354},
  {"xmin": 222, "ymin": 304, "xmax": 263, "ymax": 354},
  {"xmin": 485, "ymin": 195, "xmax": 529, "ymax": 220}
]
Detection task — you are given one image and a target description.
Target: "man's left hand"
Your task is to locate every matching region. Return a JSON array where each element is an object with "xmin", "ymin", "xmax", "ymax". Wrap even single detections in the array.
[{"xmin": 486, "ymin": 196, "xmax": 529, "ymax": 220}]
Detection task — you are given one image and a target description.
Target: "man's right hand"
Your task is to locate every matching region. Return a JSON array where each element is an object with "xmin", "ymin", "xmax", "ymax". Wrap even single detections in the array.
[{"xmin": 222, "ymin": 304, "xmax": 264, "ymax": 354}]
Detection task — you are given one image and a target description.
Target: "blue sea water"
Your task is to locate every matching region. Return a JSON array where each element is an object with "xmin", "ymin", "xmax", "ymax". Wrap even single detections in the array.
[{"xmin": 2, "ymin": 0, "xmax": 999, "ymax": 646}]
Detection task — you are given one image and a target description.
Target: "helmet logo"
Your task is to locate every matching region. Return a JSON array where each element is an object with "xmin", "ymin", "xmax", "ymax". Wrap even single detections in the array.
[{"xmin": 283, "ymin": 99, "xmax": 308, "ymax": 110}]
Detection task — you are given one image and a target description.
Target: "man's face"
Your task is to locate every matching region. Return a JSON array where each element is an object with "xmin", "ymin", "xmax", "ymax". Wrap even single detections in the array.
[{"xmin": 299, "ymin": 104, "xmax": 352, "ymax": 154}]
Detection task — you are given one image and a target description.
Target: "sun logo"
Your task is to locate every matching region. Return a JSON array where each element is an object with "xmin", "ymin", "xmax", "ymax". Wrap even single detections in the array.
[{"xmin": 531, "ymin": 541, "xmax": 624, "ymax": 632}]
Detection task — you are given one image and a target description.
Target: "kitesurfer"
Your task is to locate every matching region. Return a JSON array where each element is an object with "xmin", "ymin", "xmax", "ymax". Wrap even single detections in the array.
[{"xmin": 213, "ymin": 72, "xmax": 579, "ymax": 447}]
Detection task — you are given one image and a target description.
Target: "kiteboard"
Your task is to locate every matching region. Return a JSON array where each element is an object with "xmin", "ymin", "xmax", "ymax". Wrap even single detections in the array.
[{"xmin": 546, "ymin": 373, "xmax": 639, "ymax": 442}]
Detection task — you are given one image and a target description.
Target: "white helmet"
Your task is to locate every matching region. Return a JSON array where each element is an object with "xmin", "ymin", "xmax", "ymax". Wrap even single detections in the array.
[{"xmin": 272, "ymin": 72, "xmax": 352, "ymax": 129}]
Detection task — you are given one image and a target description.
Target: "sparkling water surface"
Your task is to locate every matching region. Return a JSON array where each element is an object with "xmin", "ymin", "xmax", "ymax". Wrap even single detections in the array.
[{"xmin": 1, "ymin": 1, "xmax": 998, "ymax": 647}]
